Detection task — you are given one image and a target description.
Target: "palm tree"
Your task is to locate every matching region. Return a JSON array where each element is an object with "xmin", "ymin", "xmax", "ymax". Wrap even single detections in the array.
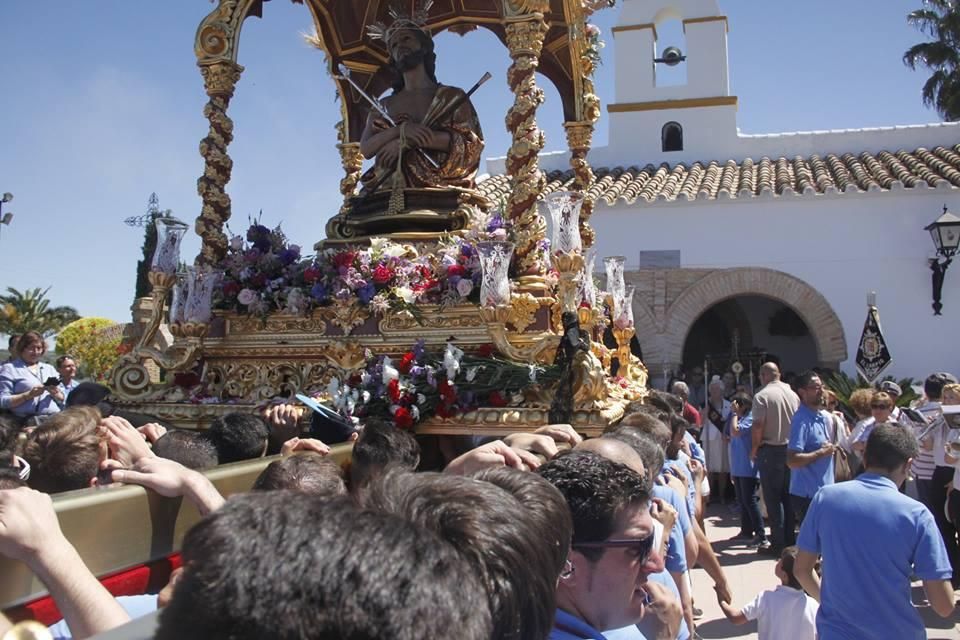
[
  {"xmin": 0, "ymin": 287, "xmax": 80, "ymax": 338},
  {"xmin": 904, "ymin": 0, "xmax": 960, "ymax": 120}
]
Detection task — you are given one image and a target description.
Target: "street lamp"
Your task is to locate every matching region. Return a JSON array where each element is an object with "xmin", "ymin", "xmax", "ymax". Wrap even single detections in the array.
[
  {"xmin": 0, "ymin": 192, "xmax": 13, "ymax": 241},
  {"xmin": 925, "ymin": 204, "xmax": 960, "ymax": 315}
]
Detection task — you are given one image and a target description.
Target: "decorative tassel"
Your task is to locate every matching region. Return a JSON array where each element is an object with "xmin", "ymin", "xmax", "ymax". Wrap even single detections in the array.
[{"xmin": 388, "ymin": 123, "xmax": 406, "ymax": 215}]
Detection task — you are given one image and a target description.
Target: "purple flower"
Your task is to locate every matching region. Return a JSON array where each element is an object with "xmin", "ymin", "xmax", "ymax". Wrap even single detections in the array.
[
  {"xmin": 310, "ymin": 283, "xmax": 328, "ymax": 302},
  {"xmin": 244, "ymin": 249, "xmax": 261, "ymax": 263},
  {"xmin": 486, "ymin": 213, "xmax": 505, "ymax": 233},
  {"xmin": 413, "ymin": 339, "xmax": 426, "ymax": 360},
  {"xmin": 246, "ymin": 224, "xmax": 272, "ymax": 252},
  {"xmin": 460, "ymin": 243, "xmax": 474, "ymax": 258},
  {"xmin": 357, "ymin": 283, "xmax": 376, "ymax": 304},
  {"xmin": 279, "ymin": 246, "xmax": 300, "ymax": 265}
]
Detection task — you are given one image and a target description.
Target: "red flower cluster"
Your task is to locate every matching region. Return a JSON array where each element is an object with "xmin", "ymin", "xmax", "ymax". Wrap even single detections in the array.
[
  {"xmin": 487, "ymin": 391, "xmax": 508, "ymax": 407},
  {"xmin": 446, "ymin": 264, "xmax": 467, "ymax": 278},
  {"xmin": 476, "ymin": 343, "xmax": 495, "ymax": 358},
  {"xmin": 222, "ymin": 281, "xmax": 241, "ymax": 297},
  {"xmin": 372, "ymin": 264, "xmax": 395, "ymax": 285},
  {"xmin": 332, "ymin": 251, "xmax": 356, "ymax": 269},
  {"xmin": 387, "ymin": 379, "xmax": 402, "ymax": 403},
  {"xmin": 394, "ymin": 407, "xmax": 414, "ymax": 430},
  {"xmin": 303, "ymin": 266, "xmax": 322, "ymax": 283},
  {"xmin": 398, "ymin": 352, "xmax": 416, "ymax": 374}
]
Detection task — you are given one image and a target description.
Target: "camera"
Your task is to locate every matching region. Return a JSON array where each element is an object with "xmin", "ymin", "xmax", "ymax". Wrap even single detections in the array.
[{"xmin": 43, "ymin": 376, "xmax": 61, "ymax": 387}]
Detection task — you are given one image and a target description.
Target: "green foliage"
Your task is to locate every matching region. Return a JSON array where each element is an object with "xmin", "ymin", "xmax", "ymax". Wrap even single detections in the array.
[
  {"xmin": 904, "ymin": 0, "xmax": 960, "ymax": 120},
  {"xmin": 134, "ymin": 219, "xmax": 159, "ymax": 300},
  {"xmin": 0, "ymin": 287, "xmax": 80, "ymax": 338},
  {"xmin": 55, "ymin": 318, "xmax": 123, "ymax": 381},
  {"xmin": 825, "ymin": 371, "xmax": 919, "ymax": 410}
]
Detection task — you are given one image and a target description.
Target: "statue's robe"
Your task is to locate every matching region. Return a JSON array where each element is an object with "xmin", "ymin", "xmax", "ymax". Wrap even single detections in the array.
[{"xmin": 360, "ymin": 85, "xmax": 484, "ymax": 193}]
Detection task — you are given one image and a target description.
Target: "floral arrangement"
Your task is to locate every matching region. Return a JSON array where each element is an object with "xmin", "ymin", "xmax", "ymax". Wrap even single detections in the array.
[
  {"xmin": 583, "ymin": 23, "xmax": 606, "ymax": 68},
  {"xmin": 214, "ymin": 213, "xmax": 523, "ymax": 317},
  {"xmin": 326, "ymin": 340, "xmax": 560, "ymax": 430}
]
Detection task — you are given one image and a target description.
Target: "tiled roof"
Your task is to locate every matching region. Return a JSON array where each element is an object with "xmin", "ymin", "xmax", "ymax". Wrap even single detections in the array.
[{"xmin": 477, "ymin": 145, "xmax": 960, "ymax": 206}]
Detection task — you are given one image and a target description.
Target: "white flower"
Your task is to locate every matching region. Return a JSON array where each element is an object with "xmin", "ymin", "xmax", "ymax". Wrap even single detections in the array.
[
  {"xmin": 369, "ymin": 237, "xmax": 388, "ymax": 253},
  {"xmin": 327, "ymin": 378, "xmax": 340, "ymax": 398},
  {"xmin": 230, "ymin": 235, "xmax": 244, "ymax": 251},
  {"xmin": 443, "ymin": 342, "xmax": 464, "ymax": 380},
  {"xmin": 370, "ymin": 293, "xmax": 391, "ymax": 314},
  {"xmin": 466, "ymin": 366, "xmax": 482, "ymax": 382},
  {"xmin": 490, "ymin": 228, "xmax": 508, "ymax": 241},
  {"xmin": 456, "ymin": 278, "xmax": 474, "ymax": 297},
  {"xmin": 362, "ymin": 390, "xmax": 371, "ymax": 403},
  {"xmin": 528, "ymin": 364, "xmax": 539, "ymax": 383},
  {"xmin": 417, "ymin": 393, "xmax": 427, "ymax": 404},
  {"xmin": 396, "ymin": 286, "xmax": 416, "ymax": 304},
  {"xmin": 361, "ymin": 371, "xmax": 372, "ymax": 386},
  {"xmin": 411, "ymin": 405, "xmax": 421, "ymax": 421},
  {"xmin": 285, "ymin": 289, "xmax": 306, "ymax": 315},
  {"xmin": 382, "ymin": 357, "xmax": 400, "ymax": 384},
  {"xmin": 237, "ymin": 288, "xmax": 257, "ymax": 305},
  {"xmin": 384, "ymin": 243, "xmax": 408, "ymax": 259}
]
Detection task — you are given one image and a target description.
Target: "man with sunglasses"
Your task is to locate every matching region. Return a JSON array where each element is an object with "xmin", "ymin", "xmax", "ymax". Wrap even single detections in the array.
[
  {"xmin": 540, "ymin": 450, "xmax": 680, "ymax": 640},
  {"xmin": 786, "ymin": 372, "xmax": 835, "ymax": 527}
]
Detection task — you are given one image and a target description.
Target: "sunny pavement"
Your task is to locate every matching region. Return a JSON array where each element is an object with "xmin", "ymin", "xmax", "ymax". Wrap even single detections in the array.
[{"xmin": 688, "ymin": 503, "xmax": 960, "ymax": 639}]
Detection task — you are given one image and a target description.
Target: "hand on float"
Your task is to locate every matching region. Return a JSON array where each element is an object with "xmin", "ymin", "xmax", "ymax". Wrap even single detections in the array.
[
  {"xmin": 503, "ymin": 433, "xmax": 559, "ymax": 460},
  {"xmin": 280, "ymin": 437, "xmax": 331, "ymax": 457},
  {"xmin": 137, "ymin": 422, "xmax": 168, "ymax": 444},
  {"xmin": 650, "ymin": 497, "xmax": 677, "ymax": 538},
  {"xmin": 0, "ymin": 487, "xmax": 64, "ymax": 562},
  {"xmin": 101, "ymin": 416, "xmax": 155, "ymax": 466},
  {"xmin": 444, "ymin": 440, "xmax": 537, "ymax": 475},
  {"xmin": 533, "ymin": 423, "xmax": 583, "ymax": 446},
  {"xmin": 103, "ymin": 457, "xmax": 224, "ymax": 516}
]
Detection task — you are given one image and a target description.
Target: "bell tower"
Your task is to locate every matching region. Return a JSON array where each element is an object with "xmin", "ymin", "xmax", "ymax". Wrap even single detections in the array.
[{"xmin": 607, "ymin": 0, "xmax": 738, "ymax": 161}]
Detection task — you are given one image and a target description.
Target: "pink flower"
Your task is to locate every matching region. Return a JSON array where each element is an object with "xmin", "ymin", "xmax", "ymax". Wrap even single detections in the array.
[{"xmin": 237, "ymin": 289, "xmax": 257, "ymax": 305}]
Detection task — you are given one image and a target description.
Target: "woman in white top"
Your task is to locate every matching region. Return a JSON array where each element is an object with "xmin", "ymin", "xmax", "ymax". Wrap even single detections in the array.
[{"xmin": 703, "ymin": 376, "xmax": 731, "ymax": 503}]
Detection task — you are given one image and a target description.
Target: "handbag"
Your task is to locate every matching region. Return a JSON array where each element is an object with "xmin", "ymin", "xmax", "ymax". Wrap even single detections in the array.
[{"xmin": 831, "ymin": 412, "xmax": 853, "ymax": 482}]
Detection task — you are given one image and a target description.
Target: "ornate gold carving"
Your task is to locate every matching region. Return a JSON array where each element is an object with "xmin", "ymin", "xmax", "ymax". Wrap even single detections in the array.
[
  {"xmin": 337, "ymin": 141, "xmax": 364, "ymax": 214},
  {"xmin": 572, "ymin": 349, "xmax": 609, "ymax": 406},
  {"xmin": 321, "ymin": 340, "xmax": 367, "ymax": 371},
  {"xmin": 198, "ymin": 23, "xmax": 231, "ymax": 58},
  {"xmin": 323, "ymin": 299, "xmax": 370, "ymax": 336},
  {"xmin": 229, "ymin": 316, "xmax": 328, "ymax": 335},
  {"xmin": 509, "ymin": 293, "xmax": 540, "ymax": 333},
  {"xmin": 504, "ymin": 0, "xmax": 551, "ymax": 15},
  {"xmin": 505, "ymin": 16, "xmax": 550, "ymax": 275},
  {"xmin": 200, "ymin": 62, "xmax": 243, "ymax": 98},
  {"xmin": 480, "ymin": 305, "xmax": 559, "ymax": 364},
  {"xmin": 612, "ymin": 325, "xmax": 636, "ymax": 378},
  {"xmin": 564, "ymin": 121, "xmax": 597, "ymax": 248}
]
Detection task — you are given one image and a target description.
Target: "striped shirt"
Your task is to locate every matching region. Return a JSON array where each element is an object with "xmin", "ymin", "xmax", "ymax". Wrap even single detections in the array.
[{"xmin": 911, "ymin": 403, "xmax": 941, "ymax": 480}]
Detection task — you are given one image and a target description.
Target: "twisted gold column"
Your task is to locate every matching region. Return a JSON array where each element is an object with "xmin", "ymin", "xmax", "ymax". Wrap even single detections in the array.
[
  {"xmin": 195, "ymin": 61, "xmax": 242, "ymax": 265},
  {"xmin": 504, "ymin": 14, "xmax": 549, "ymax": 276},
  {"xmin": 564, "ymin": 121, "xmax": 597, "ymax": 248}
]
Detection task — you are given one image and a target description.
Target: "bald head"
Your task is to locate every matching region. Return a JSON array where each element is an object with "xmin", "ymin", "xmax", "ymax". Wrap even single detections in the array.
[
  {"xmin": 760, "ymin": 362, "xmax": 781, "ymax": 384},
  {"xmin": 576, "ymin": 438, "xmax": 646, "ymax": 477}
]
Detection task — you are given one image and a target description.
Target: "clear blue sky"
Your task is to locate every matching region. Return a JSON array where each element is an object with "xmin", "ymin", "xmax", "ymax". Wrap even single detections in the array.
[{"xmin": 0, "ymin": 0, "xmax": 941, "ymax": 325}]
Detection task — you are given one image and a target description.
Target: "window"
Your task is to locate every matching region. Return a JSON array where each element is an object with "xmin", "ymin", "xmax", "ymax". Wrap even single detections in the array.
[{"xmin": 662, "ymin": 122, "xmax": 683, "ymax": 152}]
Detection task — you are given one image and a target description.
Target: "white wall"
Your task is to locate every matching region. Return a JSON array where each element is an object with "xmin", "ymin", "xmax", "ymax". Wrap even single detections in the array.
[{"xmin": 590, "ymin": 188, "xmax": 960, "ymax": 380}]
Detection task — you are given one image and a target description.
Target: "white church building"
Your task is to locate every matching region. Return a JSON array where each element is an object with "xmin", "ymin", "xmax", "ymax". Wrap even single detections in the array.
[{"xmin": 483, "ymin": 0, "xmax": 960, "ymax": 386}]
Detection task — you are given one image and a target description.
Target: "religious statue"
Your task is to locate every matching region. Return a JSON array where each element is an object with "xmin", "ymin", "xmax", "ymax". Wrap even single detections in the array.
[{"xmin": 325, "ymin": 1, "xmax": 489, "ymax": 240}]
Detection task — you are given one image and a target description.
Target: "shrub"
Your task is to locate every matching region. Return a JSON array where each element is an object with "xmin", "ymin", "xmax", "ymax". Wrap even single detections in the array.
[{"xmin": 55, "ymin": 318, "xmax": 123, "ymax": 381}]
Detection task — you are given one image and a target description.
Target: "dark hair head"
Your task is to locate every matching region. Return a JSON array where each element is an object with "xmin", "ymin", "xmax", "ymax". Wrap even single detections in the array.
[
  {"xmin": 925, "ymin": 372, "xmax": 959, "ymax": 401},
  {"xmin": 55, "ymin": 354, "xmax": 76, "ymax": 369},
  {"xmin": 253, "ymin": 453, "xmax": 347, "ymax": 496},
  {"xmin": 389, "ymin": 28, "xmax": 438, "ymax": 93},
  {"xmin": 206, "ymin": 413, "xmax": 269, "ymax": 463},
  {"xmin": 538, "ymin": 450, "xmax": 649, "ymax": 562},
  {"xmin": 795, "ymin": 370, "xmax": 821, "ymax": 390},
  {"xmin": 15, "ymin": 332, "xmax": 44, "ymax": 355},
  {"xmin": 22, "ymin": 406, "xmax": 102, "ymax": 493},
  {"xmin": 350, "ymin": 418, "xmax": 420, "ymax": 489},
  {"xmin": 666, "ymin": 413, "xmax": 690, "ymax": 458},
  {"xmin": 779, "ymin": 545, "xmax": 803, "ymax": 590},
  {"xmin": 365, "ymin": 470, "xmax": 556, "ymax": 640},
  {"xmin": 864, "ymin": 423, "xmax": 919, "ymax": 472},
  {"xmin": 472, "ymin": 466, "xmax": 573, "ymax": 583},
  {"xmin": 730, "ymin": 392, "xmax": 752, "ymax": 410},
  {"xmin": 7, "ymin": 334, "xmax": 20, "ymax": 352},
  {"xmin": 610, "ymin": 413, "xmax": 672, "ymax": 452},
  {"xmin": 153, "ymin": 430, "xmax": 219, "ymax": 470},
  {"xmin": 646, "ymin": 389, "xmax": 682, "ymax": 414},
  {"xmin": 156, "ymin": 492, "xmax": 492, "ymax": 640},
  {"xmin": 64, "ymin": 382, "xmax": 111, "ymax": 409},
  {"xmin": 603, "ymin": 429, "xmax": 665, "ymax": 482},
  {"xmin": 0, "ymin": 414, "xmax": 19, "ymax": 465}
]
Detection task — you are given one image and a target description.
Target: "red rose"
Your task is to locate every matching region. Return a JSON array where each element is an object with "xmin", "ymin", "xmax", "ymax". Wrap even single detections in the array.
[
  {"xmin": 372, "ymin": 263, "xmax": 395, "ymax": 285},
  {"xmin": 488, "ymin": 391, "xmax": 508, "ymax": 407},
  {"xmin": 250, "ymin": 273, "xmax": 267, "ymax": 288},
  {"xmin": 438, "ymin": 380, "xmax": 457, "ymax": 402},
  {"xmin": 398, "ymin": 352, "xmax": 415, "ymax": 374},
  {"xmin": 388, "ymin": 379, "xmax": 401, "ymax": 403},
  {"xmin": 303, "ymin": 266, "xmax": 322, "ymax": 283},
  {"xmin": 348, "ymin": 373, "xmax": 362, "ymax": 387},
  {"xmin": 446, "ymin": 264, "xmax": 467, "ymax": 278},
  {"xmin": 476, "ymin": 343, "xmax": 495, "ymax": 358},
  {"xmin": 394, "ymin": 407, "xmax": 414, "ymax": 430},
  {"xmin": 332, "ymin": 251, "xmax": 356, "ymax": 269},
  {"xmin": 222, "ymin": 281, "xmax": 241, "ymax": 297}
]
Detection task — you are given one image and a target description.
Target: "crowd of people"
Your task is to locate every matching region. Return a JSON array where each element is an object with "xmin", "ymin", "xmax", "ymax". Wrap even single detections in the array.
[{"xmin": 0, "ymin": 351, "xmax": 958, "ymax": 639}]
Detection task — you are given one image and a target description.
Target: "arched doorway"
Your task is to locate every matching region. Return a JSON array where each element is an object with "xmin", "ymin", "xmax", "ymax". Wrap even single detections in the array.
[{"xmin": 682, "ymin": 295, "xmax": 818, "ymax": 385}]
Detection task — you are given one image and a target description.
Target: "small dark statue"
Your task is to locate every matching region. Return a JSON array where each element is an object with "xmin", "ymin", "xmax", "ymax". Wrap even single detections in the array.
[{"xmin": 549, "ymin": 311, "xmax": 591, "ymax": 424}]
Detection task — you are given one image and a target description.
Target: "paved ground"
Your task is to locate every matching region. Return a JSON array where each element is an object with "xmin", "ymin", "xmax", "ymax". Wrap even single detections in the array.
[{"xmin": 688, "ymin": 504, "xmax": 960, "ymax": 639}]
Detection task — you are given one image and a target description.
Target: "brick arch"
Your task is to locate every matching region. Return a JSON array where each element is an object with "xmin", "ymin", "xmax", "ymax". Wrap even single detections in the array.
[{"xmin": 663, "ymin": 268, "xmax": 848, "ymax": 367}]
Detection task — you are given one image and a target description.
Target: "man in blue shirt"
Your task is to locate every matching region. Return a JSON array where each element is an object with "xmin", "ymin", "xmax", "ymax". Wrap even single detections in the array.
[
  {"xmin": 795, "ymin": 424, "xmax": 955, "ymax": 639},
  {"xmin": 539, "ymin": 451, "xmax": 681, "ymax": 640},
  {"xmin": 786, "ymin": 371, "xmax": 834, "ymax": 525}
]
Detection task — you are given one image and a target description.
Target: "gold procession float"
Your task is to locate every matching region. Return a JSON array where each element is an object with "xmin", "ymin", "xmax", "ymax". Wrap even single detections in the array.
[{"xmin": 107, "ymin": 0, "xmax": 648, "ymax": 436}]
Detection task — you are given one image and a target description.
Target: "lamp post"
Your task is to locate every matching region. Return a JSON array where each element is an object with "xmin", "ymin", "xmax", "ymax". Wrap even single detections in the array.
[
  {"xmin": 0, "ymin": 192, "xmax": 13, "ymax": 242},
  {"xmin": 925, "ymin": 205, "xmax": 960, "ymax": 315}
]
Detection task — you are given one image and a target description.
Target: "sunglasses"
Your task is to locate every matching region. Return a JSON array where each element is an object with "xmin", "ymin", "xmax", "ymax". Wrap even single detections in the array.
[{"xmin": 573, "ymin": 535, "xmax": 656, "ymax": 564}]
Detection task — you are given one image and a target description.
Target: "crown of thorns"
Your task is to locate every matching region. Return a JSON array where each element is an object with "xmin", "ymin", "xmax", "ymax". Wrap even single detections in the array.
[{"xmin": 367, "ymin": 0, "xmax": 434, "ymax": 44}]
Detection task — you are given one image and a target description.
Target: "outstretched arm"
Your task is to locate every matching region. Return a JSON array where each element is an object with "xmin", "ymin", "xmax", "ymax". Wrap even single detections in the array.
[
  {"xmin": 0, "ymin": 488, "xmax": 130, "ymax": 638},
  {"xmin": 105, "ymin": 457, "xmax": 224, "ymax": 516}
]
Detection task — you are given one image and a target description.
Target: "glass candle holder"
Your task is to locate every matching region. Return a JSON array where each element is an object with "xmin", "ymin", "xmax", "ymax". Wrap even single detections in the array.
[
  {"xmin": 544, "ymin": 191, "xmax": 584, "ymax": 254},
  {"xmin": 168, "ymin": 272, "xmax": 187, "ymax": 324},
  {"xmin": 476, "ymin": 241, "xmax": 514, "ymax": 307},
  {"xmin": 580, "ymin": 247, "xmax": 598, "ymax": 307},
  {"xmin": 614, "ymin": 285, "xmax": 635, "ymax": 329},
  {"xmin": 604, "ymin": 255, "xmax": 626, "ymax": 302},
  {"xmin": 184, "ymin": 267, "xmax": 222, "ymax": 324},
  {"xmin": 151, "ymin": 216, "xmax": 189, "ymax": 275}
]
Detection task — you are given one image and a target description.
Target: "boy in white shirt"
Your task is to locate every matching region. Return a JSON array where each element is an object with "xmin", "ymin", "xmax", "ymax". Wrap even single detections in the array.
[{"xmin": 715, "ymin": 545, "xmax": 818, "ymax": 640}]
